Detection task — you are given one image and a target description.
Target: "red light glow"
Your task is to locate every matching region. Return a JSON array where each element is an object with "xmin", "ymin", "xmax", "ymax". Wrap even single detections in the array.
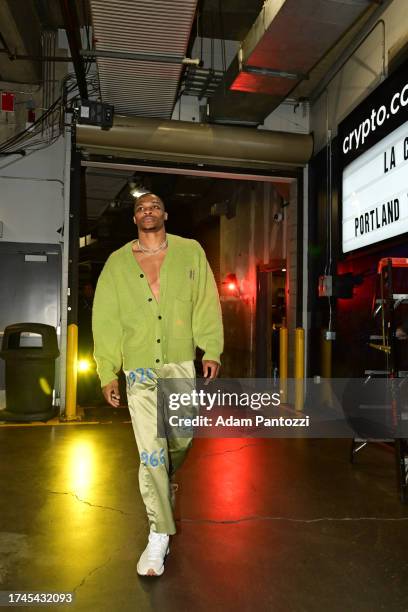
[{"xmin": 223, "ymin": 273, "xmax": 239, "ymax": 295}]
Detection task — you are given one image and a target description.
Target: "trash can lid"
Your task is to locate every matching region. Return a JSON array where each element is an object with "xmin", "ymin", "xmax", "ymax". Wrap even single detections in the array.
[{"xmin": 1, "ymin": 323, "xmax": 59, "ymax": 355}]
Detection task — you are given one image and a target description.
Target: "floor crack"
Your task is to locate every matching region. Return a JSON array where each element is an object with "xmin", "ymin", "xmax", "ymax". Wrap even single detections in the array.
[
  {"xmin": 72, "ymin": 555, "xmax": 113, "ymax": 593},
  {"xmin": 178, "ymin": 515, "xmax": 408, "ymax": 525},
  {"xmin": 197, "ymin": 442, "xmax": 265, "ymax": 459},
  {"xmin": 46, "ymin": 490, "xmax": 132, "ymax": 515}
]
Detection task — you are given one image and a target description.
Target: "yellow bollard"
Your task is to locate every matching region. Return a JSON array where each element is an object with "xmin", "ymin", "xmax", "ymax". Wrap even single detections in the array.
[
  {"xmin": 65, "ymin": 323, "xmax": 78, "ymax": 420},
  {"xmin": 279, "ymin": 326, "xmax": 288, "ymax": 403},
  {"xmin": 295, "ymin": 328, "xmax": 305, "ymax": 379},
  {"xmin": 295, "ymin": 328, "xmax": 305, "ymax": 410}
]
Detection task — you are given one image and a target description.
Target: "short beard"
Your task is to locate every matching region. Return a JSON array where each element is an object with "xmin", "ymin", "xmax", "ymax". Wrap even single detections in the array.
[{"xmin": 139, "ymin": 221, "xmax": 164, "ymax": 233}]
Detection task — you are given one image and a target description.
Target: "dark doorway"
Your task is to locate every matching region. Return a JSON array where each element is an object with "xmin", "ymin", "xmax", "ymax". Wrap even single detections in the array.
[{"xmin": 255, "ymin": 265, "xmax": 286, "ymax": 378}]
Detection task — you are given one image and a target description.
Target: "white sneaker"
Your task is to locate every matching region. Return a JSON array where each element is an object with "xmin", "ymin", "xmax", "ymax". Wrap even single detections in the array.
[{"xmin": 137, "ymin": 531, "xmax": 170, "ymax": 576}]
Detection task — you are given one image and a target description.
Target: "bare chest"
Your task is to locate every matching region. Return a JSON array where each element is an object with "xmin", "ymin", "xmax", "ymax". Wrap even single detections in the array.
[{"xmin": 132, "ymin": 248, "xmax": 167, "ymax": 301}]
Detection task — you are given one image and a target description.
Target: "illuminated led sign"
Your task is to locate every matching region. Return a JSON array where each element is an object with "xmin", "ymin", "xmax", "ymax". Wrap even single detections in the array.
[
  {"xmin": 342, "ymin": 120, "xmax": 408, "ymax": 253},
  {"xmin": 339, "ymin": 60, "xmax": 408, "ymax": 253}
]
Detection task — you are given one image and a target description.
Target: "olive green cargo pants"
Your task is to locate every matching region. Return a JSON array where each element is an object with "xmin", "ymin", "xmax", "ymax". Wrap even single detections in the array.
[{"xmin": 125, "ymin": 361, "xmax": 195, "ymax": 535}]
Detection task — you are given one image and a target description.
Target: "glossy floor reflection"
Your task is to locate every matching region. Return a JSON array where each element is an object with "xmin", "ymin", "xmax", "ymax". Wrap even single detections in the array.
[{"xmin": 0, "ymin": 425, "xmax": 408, "ymax": 612}]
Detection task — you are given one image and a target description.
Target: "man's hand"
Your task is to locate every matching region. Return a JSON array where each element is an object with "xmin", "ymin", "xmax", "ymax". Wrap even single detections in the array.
[
  {"xmin": 202, "ymin": 360, "xmax": 220, "ymax": 385},
  {"xmin": 102, "ymin": 379, "xmax": 120, "ymax": 407}
]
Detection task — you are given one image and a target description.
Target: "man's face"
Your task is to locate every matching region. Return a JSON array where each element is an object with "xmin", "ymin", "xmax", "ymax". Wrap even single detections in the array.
[{"xmin": 133, "ymin": 194, "xmax": 167, "ymax": 232}]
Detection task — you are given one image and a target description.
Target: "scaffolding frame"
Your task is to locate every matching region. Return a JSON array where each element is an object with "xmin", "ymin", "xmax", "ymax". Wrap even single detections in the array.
[{"xmin": 350, "ymin": 257, "xmax": 408, "ymax": 503}]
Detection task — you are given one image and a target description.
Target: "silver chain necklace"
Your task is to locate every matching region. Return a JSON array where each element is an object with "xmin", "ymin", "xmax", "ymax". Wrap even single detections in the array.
[{"xmin": 136, "ymin": 237, "xmax": 168, "ymax": 254}]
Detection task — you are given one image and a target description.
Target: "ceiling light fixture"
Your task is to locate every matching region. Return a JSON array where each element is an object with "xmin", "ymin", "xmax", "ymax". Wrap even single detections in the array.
[{"xmin": 129, "ymin": 180, "xmax": 148, "ymax": 199}]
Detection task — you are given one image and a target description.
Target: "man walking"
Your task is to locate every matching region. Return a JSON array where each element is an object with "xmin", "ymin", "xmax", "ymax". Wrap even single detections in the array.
[{"xmin": 92, "ymin": 192, "xmax": 223, "ymax": 576}]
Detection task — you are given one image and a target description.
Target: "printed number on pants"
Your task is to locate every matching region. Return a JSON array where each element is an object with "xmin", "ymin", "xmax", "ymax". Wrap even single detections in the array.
[
  {"xmin": 140, "ymin": 448, "xmax": 166, "ymax": 468},
  {"xmin": 127, "ymin": 368, "xmax": 156, "ymax": 389}
]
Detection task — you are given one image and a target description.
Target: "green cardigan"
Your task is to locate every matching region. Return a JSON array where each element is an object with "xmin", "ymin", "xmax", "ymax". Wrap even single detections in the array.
[{"xmin": 92, "ymin": 234, "xmax": 224, "ymax": 386}]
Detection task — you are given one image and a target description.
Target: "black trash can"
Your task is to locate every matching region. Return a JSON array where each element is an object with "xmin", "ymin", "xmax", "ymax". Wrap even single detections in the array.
[{"xmin": 0, "ymin": 323, "xmax": 60, "ymax": 422}]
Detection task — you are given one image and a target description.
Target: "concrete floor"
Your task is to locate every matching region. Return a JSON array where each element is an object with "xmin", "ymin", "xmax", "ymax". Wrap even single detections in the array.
[{"xmin": 0, "ymin": 423, "xmax": 408, "ymax": 612}]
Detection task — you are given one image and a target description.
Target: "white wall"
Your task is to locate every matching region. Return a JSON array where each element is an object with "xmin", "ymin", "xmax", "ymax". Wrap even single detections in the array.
[
  {"xmin": 311, "ymin": 0, "xmax": 408, "ymax": 152},
  {"xmin": 260, "ymin": 101, "xmax": 310, "ymax": 134},
  {"xmin": 0, "ymin": 138, "xmax": 65, "ymax": 244},
  {"xmin": 172, "ymin": 95, "xmax": 202, "ymax": 122}
]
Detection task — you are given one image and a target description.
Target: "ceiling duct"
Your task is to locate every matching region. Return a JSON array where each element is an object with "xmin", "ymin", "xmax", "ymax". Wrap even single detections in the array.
[
  {"xmin": 89, "ymin": 0, "xmax": 198, "ymax": 119},
  {"xmin": 76, "ymin": 115, "xmax": 313, "ymax": 171},
  {"xmin": 209, "ymin": 0, "xmax": 376, "ymax": 124}
]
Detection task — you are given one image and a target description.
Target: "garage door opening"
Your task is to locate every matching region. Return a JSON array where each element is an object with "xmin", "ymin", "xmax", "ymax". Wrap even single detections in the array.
[{"xmin": 74, "ymin": 157, "xmax": 302, "ymax": 389}]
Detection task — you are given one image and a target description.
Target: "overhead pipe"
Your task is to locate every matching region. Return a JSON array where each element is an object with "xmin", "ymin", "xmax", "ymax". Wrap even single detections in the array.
[
  {"xmin": 59, "ymin": 0, "xmax": 88, "ymax": 99},
  {"xmin": 76, "ymin": 115, "xmax": 313, "ymax": 169},
  {"xmin": 80, "ymin": 48, "xmax": 202, "ymax": 66}
]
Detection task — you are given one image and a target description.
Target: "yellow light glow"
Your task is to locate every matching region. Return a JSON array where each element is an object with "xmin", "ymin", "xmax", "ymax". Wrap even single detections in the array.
[
  {"xmin": 77, "ymin": 358, "xmax": 91, "ymax": 373},
  {"xmin": 38, "ymin": 377, "xmax": 52, "ymax": 395},
  {"xmin": 69, "ymin": 440, "xmax": 94, "ymax": 497}
]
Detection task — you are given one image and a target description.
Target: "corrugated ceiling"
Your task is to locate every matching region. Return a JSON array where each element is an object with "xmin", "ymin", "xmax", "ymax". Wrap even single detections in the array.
[{"xmin": 90, "ymin": 0, "xmax": 198, "ymax": 118}]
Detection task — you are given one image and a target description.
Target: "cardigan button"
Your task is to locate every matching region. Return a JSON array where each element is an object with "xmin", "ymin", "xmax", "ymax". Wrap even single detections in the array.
[
  {"xmin": 155, "ymin": 358, "xmax": 160, "ymax": 363},
  {"xmin": 158, "ymin": 315, "xmax": 162, "ymax": 320},
  {"xmin": 157, "ymin": 339, "xmax": 160, "ymax": 343},
  {"xmin": 148, "ymin": 298, "xmax": 152, "ymax": 302},
  {"xmin": 140, "ymin": 273, "xmax": 144, "ymax": 278}
]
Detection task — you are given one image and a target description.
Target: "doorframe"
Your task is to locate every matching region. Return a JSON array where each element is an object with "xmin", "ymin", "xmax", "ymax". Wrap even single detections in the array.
[{"xmin": 78, "ymin": 156, "xmax": 308, "ymax": 380}]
